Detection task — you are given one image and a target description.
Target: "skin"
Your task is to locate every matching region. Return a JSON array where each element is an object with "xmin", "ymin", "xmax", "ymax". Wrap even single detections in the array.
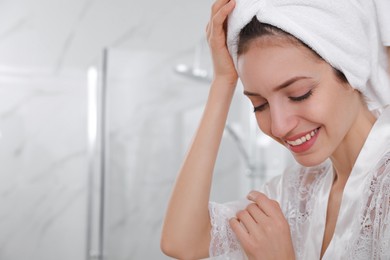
[{"xmin": 161, "ymin": 0, "xmax": 377, "ymax": 259}]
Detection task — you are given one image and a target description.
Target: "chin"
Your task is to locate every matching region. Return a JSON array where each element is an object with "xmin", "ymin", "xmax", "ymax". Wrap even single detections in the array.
[{"xmin": 292, "ymin": 153, "xmax": 328, "ymax": 168}]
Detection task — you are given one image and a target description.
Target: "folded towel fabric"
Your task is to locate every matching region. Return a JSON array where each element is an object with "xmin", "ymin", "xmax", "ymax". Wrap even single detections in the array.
[
  {"xmin": 227, "ymin": 0, "xmax": 390, "ymax": 110},
  {"xmin": 375, "ymin": 0, "xmax": 390, "ymax": 46}
]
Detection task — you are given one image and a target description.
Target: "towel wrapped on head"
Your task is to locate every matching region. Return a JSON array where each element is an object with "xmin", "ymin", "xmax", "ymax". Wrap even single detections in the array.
[{"xmin": 227, "ymin": 0, "xmax": 390, "ymax": 110}]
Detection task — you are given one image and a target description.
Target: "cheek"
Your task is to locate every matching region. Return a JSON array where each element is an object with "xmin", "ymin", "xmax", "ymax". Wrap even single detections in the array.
[
  {"xmin": 322, "ymin": 88, "xmax": 354, "ymax": 117},
  {"xmin": 311, "ymin": 86, "xmax": 358, "ymax": 139},
  {"xmin": 305, "ymin": 86, "xmax": 342, "ymax": 123}
]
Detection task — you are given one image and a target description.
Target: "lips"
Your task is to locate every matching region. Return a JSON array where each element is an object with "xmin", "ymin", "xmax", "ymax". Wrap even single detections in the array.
[
  {"xmin": 284, "ymin": 127, "xmax": 321, "ymax": 153},
  {"xmin": 285, "ymin": 128, "xmax": 319, "ymax": 146}
]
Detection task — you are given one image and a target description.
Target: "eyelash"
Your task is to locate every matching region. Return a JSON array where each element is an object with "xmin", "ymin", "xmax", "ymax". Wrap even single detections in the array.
[
  {"xmin": 253, "ymin": 103, "xmax": 268, "ymax": 113},
  {"xmin": 253, "ymin": 90, "xmax": 313, "ymax": 113},
  {"xmin": 289, "ymin": 89, "xmax": 313, "ymax": 102}
]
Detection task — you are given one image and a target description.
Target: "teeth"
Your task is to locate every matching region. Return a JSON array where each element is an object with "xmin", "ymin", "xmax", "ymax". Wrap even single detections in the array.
[{"xmin": 286, "ymin": 128, "xmax": 318, "ymax": 146}]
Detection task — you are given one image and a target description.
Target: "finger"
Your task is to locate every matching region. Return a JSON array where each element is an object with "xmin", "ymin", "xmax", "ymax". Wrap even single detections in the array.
[
  {"xmin": 211, "ymin": 0, "xmax": 235, "ymax": 30},
  {"xmin": 210, "ymin": 0, "xmax": 232, "ymax": 21},
  {"xmin": 247, "ymin": 191, "xmax": 283, "ymax": 218},
  {"xmin": 207, "ymin": 0, "xmax": 235, "ymax": 40},
  {"xmin": 229, "ymin": 217, "xmax": 252, "ymax": 245},
  {"xmin": 246, "ymin": 203, "xmax": 268, "ymax": 224},
  {"xmin": 235, "ymin": 209, "xmax": 258, "ymax": 233},
  {"xmin": 208, "ymin": 0, "xmax": 235, "ymax": 46}
]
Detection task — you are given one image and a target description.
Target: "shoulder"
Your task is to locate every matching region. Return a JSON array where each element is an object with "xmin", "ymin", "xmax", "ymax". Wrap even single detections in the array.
[
  {"xmin": 371, "ymin": 150, "xmax": 390, "ymax": 184},
  {"xmin": 362, "ymin": 151, "xmax": 390, "ymax": 213},
  {"xmin": 378, "ymin": 150, "xmax": 390, "ymax": 169}
]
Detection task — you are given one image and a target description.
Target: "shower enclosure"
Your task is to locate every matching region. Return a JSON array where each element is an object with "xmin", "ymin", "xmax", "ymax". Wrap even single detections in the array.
[{"xmin": 86, "ymin": 47, "xmax": 292, "ymax": 259}]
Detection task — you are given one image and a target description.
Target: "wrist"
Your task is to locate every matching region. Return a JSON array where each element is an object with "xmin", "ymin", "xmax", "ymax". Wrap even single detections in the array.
[{"xmin": 211, "ymin": 76, "xmax": 238, "ymax": 90}]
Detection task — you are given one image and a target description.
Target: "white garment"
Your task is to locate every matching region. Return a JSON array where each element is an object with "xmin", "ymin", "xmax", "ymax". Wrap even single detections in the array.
[
  {"xmin": 208, "ymin": 106, "xmax": 390, "ymax": 259},
  {"xmin": 227, "ymin": 0, "xmax": 390, "ymax": 110},
  {"xmin": 375, "ymin": 0, "xmax": 390, "ymax": 46}
]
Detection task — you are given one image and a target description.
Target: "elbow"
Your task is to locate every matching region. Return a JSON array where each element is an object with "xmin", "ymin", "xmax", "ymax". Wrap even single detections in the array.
[
  {"xmin": 160, "ymin": 234, "xmax": 206, "ymax": 260},
  {"xmin": 160, "ymin": 235, "xmax": 187, "ymax": 259},
  {"xmin": 160, "ymin": 235, "xmax": 175, "ymax": 257}
]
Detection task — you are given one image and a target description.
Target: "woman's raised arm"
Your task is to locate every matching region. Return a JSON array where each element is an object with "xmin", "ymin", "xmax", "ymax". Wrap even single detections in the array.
[{"xmin": 160, "ymin": 0, "xmax": 237, "ymax": 259}]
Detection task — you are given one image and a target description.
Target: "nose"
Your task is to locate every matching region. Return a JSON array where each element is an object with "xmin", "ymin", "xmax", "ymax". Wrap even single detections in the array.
[{"xmin": 269, "ymin": 104, "xmax": 297, "ymax": 138}]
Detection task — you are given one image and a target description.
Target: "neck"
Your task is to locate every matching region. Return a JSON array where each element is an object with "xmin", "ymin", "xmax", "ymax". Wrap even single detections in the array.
[{"xmin": 330, "ymin": 106, "xmax": 376, "ymax": 184}]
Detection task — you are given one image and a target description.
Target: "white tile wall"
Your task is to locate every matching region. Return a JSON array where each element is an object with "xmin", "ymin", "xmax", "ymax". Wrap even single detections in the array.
[{"xmin": 0, "ymin": 71, "xmax": 88, "ymax": 260}]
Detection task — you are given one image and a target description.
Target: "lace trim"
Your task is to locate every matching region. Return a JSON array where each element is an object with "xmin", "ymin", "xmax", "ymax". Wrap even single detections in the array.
[
  {"xmin": 284, "ymin": 162, "xmax": 331, "ymax": 258},
  {"xmin": 348, "ymin": 151, "xmax": 390, "ymax": 259},
  {"xmin": 208, "ymin": 202, "xmax": 245, "ymax": 258}
]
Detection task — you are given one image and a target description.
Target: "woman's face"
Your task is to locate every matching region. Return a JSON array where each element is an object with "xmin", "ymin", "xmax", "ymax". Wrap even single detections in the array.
[{"xmin": 238, "ymin": 39, "xmax": 362, "ymax": 167}]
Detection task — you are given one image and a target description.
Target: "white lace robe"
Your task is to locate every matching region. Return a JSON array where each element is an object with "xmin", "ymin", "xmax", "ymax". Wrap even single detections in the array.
[{"xmin": 209, "ymin": 106, "xmax": 390, "ymax": 259}]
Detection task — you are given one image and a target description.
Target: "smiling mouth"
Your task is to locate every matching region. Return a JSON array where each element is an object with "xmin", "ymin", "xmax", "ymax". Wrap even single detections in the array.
[{"xmin": 285, "ymin": 127, "xmax": 320, "ymax": 147}]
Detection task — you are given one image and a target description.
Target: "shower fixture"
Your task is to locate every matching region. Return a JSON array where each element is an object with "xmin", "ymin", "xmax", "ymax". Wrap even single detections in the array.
[
  {"xmin": 224, "ymin": 123, "xmax": 259, "ymax": 186},
  {"xmin": 175, "ymin": 63, "xmax": 212, "ymax": 83},
  {"xmin": 175, "ymin": 38, "xmax": 213, "ymax": 83},
  {"xmin": 224, "ymin": 123, "xmax": 253, "ymax": 172}
]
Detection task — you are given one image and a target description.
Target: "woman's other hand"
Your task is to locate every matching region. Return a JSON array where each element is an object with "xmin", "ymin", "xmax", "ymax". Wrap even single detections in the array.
[
  {"xmin": 230, "ymin": 191, "xmax": 295, "ymax": 260},
  {"xmin": 206, "ymin": 0, "xmax": 238, "ymax": 87}
]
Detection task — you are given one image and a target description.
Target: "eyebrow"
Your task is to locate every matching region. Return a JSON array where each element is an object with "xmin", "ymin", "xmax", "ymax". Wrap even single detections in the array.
[{"xmin": 243, "ymin": 76, "xmax": 310, "ymax": 96}]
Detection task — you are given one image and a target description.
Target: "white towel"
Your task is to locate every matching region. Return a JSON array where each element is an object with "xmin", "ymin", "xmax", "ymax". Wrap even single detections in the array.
[
  {"xmin": 227, "ymin": 0, "xmax": 390, "ymax": 110},
  {"xmin": 375, "ymin": 0, "xmax": 390, "ymax": 46}
]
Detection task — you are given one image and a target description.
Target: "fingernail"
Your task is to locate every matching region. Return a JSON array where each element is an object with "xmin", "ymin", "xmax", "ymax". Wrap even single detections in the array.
[{"xmin": 247, "ymin": 191, "xmax": 255, "ymax": 200}]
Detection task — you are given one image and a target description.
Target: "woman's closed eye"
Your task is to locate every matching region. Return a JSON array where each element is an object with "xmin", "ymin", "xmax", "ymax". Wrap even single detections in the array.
[
  {"xmin": 253, "ymin": 102, "xmax": 268, "ymax": 112},
  {"xmin": 253, "ymin": 90, "xmax": 313, "ymax": 113},
  {"xmin": 289, "ymin": 89, "xmax": 313, "ymax": 102}
]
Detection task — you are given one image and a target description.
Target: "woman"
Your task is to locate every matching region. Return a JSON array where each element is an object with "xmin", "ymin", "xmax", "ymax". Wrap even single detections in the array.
[{"xmin": 161, "ymin": 0, "xmax": 390, "ymax": 259}]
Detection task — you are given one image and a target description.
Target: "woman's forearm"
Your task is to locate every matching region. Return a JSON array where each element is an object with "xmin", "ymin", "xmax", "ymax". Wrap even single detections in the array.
[{"xmin": 161, "ymin": 78, "xmax": 237, "ymax": 259}]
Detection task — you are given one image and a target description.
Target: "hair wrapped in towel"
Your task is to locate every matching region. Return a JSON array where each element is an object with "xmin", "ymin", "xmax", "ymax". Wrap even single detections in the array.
[{"xmin": 227, "ymin": 0, "xmax": 390, "ymax": 110}]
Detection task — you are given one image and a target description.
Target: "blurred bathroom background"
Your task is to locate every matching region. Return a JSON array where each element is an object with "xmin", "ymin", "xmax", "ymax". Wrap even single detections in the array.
[{"xmin": 0, "ymin": 0, "xmax": 292, "ymax": 259}]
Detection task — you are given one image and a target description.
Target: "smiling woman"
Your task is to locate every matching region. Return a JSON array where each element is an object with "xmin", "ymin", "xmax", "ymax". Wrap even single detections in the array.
[
  {"xmin": 237, "ymin": 23, "xmax": 375, "ymax": 168},
  {"xmin": 161, "ymin": 0, "xmax": 390, "ymax": 259}
]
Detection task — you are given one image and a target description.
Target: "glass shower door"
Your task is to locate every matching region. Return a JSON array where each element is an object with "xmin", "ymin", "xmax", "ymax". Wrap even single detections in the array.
[{"xmin": 100, "ymin": 48, "xmax": 253, "ymax": 259}]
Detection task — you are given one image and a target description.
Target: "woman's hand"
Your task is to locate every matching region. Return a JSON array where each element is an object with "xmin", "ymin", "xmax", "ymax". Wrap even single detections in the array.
[
  {"xmin": 206, "ymin": 0, "xmax": 238, "ymax": 86},
  {"xmin": 229, "ymin": 191, "xmax": 295, "ymax": 260}
]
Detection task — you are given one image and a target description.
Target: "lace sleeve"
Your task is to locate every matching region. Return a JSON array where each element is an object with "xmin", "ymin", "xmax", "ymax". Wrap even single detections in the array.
[
  {"xmin": 208, "ymin": 201, "xmax": 247, "ymax": 259},
  {"xmin": 207, "ymin": 175, "xmax": 283, "ymax": 259},
  {"xmin": 370, "ymin": 155, "xmax": 390, "ymax": 258}
]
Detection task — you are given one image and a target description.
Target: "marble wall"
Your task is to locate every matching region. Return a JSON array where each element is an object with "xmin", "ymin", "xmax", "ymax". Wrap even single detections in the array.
[
  {"xmin": 0, "ymin": 71, "xmax": 88, "ymax": 260},
  {"xmin": 0, "ymin": 0, "xmax": 224, "ymax": 259}
]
